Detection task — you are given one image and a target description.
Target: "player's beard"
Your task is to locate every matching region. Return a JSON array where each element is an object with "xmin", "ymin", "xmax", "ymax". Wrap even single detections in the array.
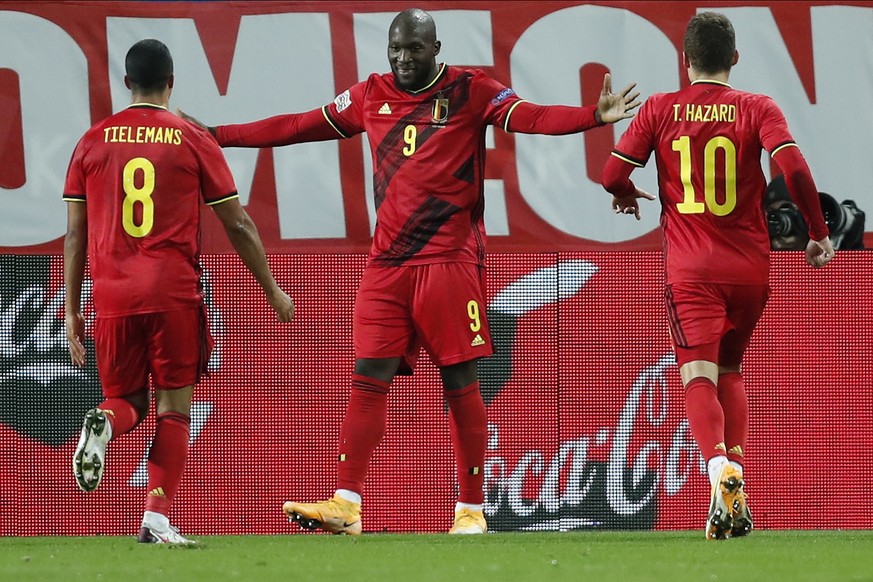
[{"xmin": 391, "ymin": 63, "xmax": 433, "ymax": 91}]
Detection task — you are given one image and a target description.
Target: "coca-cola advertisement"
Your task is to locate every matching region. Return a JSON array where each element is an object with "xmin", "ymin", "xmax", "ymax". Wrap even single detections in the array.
[{"xmin": 1, "ymin": 253, "xmax": 870, "ymax": 535}]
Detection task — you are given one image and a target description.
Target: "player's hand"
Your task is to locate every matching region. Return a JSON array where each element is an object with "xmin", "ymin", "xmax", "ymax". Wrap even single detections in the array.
[
  {"xmin": 268, "ymin": 288, "xmax": 296, "ymax": 322},
  {"xmin": 65, "ymin": 312, "xmax": 86, "ymax": 367},
  {"xmin": 176, "ymin": 108, "xmax": 215, "ymax": 136},
  {"xmin": 596, "ymin": 73, "xmax": 641, "ymax": 124},
  {"xmin": 806, "ymin": 236, "xmax": 835, "ymax": 268},
  {"xmin": 612, "ymin": 188, "xmax": 655, "ymax": 220}
]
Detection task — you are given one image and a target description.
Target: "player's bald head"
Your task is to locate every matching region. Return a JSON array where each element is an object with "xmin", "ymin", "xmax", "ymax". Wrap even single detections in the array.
[{"xmin": 389, "ymin": 8, "xmax": 437, "ymax": 44}]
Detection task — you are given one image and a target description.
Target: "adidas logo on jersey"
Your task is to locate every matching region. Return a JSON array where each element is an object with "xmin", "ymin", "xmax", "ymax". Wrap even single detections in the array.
[
  {"xmin": 378, "ymin": 103, "xmax": 392, "ymax": 115},
  {"xmin": 471, "ymin": 334, "xmax": 485, "ymax": 347}
]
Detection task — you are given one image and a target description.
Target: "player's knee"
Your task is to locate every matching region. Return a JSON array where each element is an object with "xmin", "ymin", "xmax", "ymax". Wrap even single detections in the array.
[
  {"xmin": 440, "ymin": 360, "xmax": 479, "ymax": 392},
  {"xmin": 125, "ymin": 390, "xmax": 150, "ymax": 424},
  {"xmin": 353, "ymin": 358, "xmax": 400, "ymax": 383}
]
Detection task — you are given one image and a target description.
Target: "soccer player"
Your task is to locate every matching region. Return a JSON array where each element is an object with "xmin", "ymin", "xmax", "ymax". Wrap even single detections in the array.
[
  {"xmin": 180, "ymin": 8, "xmax": 639, "ymax": 535},
  {"xmin": 601, "ymin": 12, "xmax": 835, "ymax": 540},
  {"xmin": 63, "ymin": 39, "xmax": 295, "ymax": 544}
]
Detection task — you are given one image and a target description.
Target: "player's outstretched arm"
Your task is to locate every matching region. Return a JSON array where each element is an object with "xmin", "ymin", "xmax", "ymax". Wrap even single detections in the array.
[
  {"xmin": 806, "ymin": 237, "xmax": 835, "ymax": 268},
  {"xmin": 596, "ymin": 73, "xmax": 641, "ymax": 124},
  {"xmin": 178, "ymin": 107, "xmax": 343, "ymax": 148},
  {"xmin": 211, "ymin": 199, "xmax": 295, "ymax": 322}
]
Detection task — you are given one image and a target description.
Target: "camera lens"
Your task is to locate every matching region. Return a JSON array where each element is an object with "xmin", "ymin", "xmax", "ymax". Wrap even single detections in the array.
[
  {"xmin": 819, "ymin": 192, "xmax": 846, "ymax": 233},
  {"xmin": 767, "ymin": 208, "xmax": 798, "ymax": 237}
]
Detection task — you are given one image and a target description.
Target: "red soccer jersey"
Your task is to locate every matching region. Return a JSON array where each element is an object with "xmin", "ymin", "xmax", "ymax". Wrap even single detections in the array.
[
  {"xmin": 611, "ymin": 80, "xmax": 808, "ymax": 285},
  {"xmin": 324, "ymin": 65, "xmax": 523, "ymax": 267},
  {"xmin": 63, "ymin": 104, "xmax": 238, "ymax": 316}
]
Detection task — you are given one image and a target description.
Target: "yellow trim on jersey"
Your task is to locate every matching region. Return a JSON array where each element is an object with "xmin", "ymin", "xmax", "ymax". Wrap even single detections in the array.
[
  {"xmin": 503, "ymin": 99, "xmax": 528, "ymax": 133},
  {"xmin": 321, "ymin": 105, "xmax": 350, "ymax": 138},
  {"xmin": 771, "ymin": 142, "xmax": 799, "ymax": 157},
  {"xmin": 205, "ymin": 193, "xmax": 240, "ymax": 206},
  {"xmin": 62, "ymin": 196, "xmax": 86, "ymax": 202},
  {"xmin": 409, "ymin": 63, "xmax": 447, "ymax": 94},
  {"xmin": 126, "ymin": 103, "xmax": 168, "ymax": 111},
  {"xmin": 610, "ymin": 151, "xmax": 645, "ymax": 167},
  {"xmin": 691, "ymin": 79, "xmax": 732, "ymax": 88}
]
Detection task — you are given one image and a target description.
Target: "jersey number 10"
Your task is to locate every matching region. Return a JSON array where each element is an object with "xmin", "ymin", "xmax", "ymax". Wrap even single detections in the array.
[{"xmin": 672, "ymin": 135, "xmax": 737, "ymax": 216}]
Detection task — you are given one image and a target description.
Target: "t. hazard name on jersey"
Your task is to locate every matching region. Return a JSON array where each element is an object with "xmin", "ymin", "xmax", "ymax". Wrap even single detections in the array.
[{"xmin": 672, "ymin": 103, "xmax": 736, "ymax": 123}]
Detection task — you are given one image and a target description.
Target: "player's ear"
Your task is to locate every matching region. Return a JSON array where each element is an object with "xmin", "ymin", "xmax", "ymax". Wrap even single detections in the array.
[
  {"xmin": 681, "ymin": 52, "xmax": 691, "ymax": 69},
  {"xmin": 433, "ymin": 40, "xmax": 441, "ymax": 56},
  {"xmin": 123, "ymin": 75, "xmax": 131, "ymax": 90},
  {"xmin": 732, "ymin": 50, "xmax": 739, "ymax": 66},
  {"xmin": 167, "ymin": 74, "xmax": 175, "ymax": 90}
]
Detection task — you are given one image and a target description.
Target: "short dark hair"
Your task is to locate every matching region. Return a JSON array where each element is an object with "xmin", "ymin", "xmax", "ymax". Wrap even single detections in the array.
[
  {"xmin": 683, "ymin": 12, "xmax": 735, "ymax": 75},
  {"xmin": 125, "ymin": 39, "xmax": 173, "ymax": 92}
]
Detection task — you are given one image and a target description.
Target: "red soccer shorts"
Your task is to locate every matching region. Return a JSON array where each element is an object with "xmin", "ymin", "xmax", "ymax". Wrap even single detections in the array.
[
  {"xmin": 665, "ymin": 283, "xmax": 769, "ymax": 368},
  {"xmin": 354, "ymin": 262, "xmax": 494, "ymax": 373},
  {"xmin": 93, "ymin": 306, "xmax": 213, "ymax": 396}
]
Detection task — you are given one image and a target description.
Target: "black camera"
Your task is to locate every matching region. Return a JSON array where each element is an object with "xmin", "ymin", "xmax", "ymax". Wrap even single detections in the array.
[
  {"xmin": 765, "ymin": 176, "xmax": 866, "ymax": 250},
  {"xmin": 767, "ymin": 205, "xmax": 807, "ymax": 238}
]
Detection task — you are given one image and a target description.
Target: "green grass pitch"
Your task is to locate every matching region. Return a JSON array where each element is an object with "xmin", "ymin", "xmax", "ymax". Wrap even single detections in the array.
[{"xmin": 3, "ymin": 531, "xmax": 872, "ymax": 582}]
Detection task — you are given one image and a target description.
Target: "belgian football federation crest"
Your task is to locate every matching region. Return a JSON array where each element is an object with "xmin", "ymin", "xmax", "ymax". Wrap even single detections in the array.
[{"xmin": 431, "ymin": 94, "xmax": 449, "ymax": 125}]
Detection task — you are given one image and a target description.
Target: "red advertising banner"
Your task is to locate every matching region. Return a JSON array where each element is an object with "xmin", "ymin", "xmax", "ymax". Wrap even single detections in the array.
[
  {"xmin": 1, "ymin": 253, "xmax": 870, "ymax": 535},
  {"xmin": 0, "ymin": 1, "xmax": 871, "ymax": 253}
]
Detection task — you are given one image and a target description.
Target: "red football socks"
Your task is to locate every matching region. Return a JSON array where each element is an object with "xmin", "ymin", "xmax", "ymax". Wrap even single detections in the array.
[
  {"xmin": 335, "ymin": 375, "xmax": 391, "ymax": 494},
  {"xmin": 684, "ymin": 377, "xmax": 727, "ymax": 462},
  {"xmin": 145, "ymin": 411, "xmax": 190, "ymax": 516},
  {"xmin": 445, "ymin": 381, "xmax": 487, "ymax": 505},
  {"xmin": 97, "ymin": 397, "xmax": 141, "ymax": 438},
  {"xmin": 717, "ymin": 372, "xmax": 749, "ymax": 465}
]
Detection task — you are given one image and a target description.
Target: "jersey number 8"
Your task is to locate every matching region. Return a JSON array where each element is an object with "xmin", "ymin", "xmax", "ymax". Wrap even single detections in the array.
[{"xmin": 122, "ymin": 157, "xmax": 156, "ymax": 238}]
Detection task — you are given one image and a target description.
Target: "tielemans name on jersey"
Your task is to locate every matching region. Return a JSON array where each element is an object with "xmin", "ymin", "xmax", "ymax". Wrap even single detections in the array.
[
  {"xmin": 102, "ymin": 125, "xmax": 183, "ymax": 145},
  {"xmin": 672, "ymin": 103, "xmax": 736, "ymax": 123}
]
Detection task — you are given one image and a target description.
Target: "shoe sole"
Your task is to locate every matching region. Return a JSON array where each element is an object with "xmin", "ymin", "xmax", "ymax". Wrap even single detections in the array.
[
  {"xmin": 137, "ymin": 526, "xmax": 197, "ymax": 545},
  {"xmin": 449, "ymin": 526, "xmax": 487, "ymax": 534},
  {"xmin": 72, "ymin": 409, "xmax": 107, "ymax": 492},
  {"xmin": 286, "ymin": 512, "xmax": 362, "ymax": 535},
  {"xmin": 731, "ymin": 499, "xmax": 753, "ymax": 537},
  {"xmin": 283, "ymin": 503, "xmax": 362, "ymax": 535},
  {"xmin": 731, "ymin": 517, "xmax": 753, "ymax": 537},
  {"xmin": 706, "ymin": 471, "xmax": 743, "ymax": 540}
]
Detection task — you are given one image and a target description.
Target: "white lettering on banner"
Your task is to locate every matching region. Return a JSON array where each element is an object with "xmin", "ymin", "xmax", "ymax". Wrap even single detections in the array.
[
  {"xmin": 0, "ymin": 11, "xmax": 90, "ymax": 247},
  {"xmin": 2, "ymin": 4, "xmax": 873, "ymax": 247},
  {"xmin": 511, "ymin": 4, "xmax": 873, "ymax": 243},
  {"xmin": 0, "ymin": 286, "xmax": 64, "ymax": 356},
  {"xmin": 483, "ymin": 354, "xmax": 703, "ymax": 529},
  {"xmin": 512, "ymin": 5, "xmax": 676, "ymax": 243},
  {"xmin": 0, "ymin": 283, "xmax": 91, "ymax": 382},
  {"xmin": 106, "ymin": 13, "xmax": 347, "ymax": 239},
  {"xmin": 726, "ymin": 6, "xmax": 873, "ymax": 215}
]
